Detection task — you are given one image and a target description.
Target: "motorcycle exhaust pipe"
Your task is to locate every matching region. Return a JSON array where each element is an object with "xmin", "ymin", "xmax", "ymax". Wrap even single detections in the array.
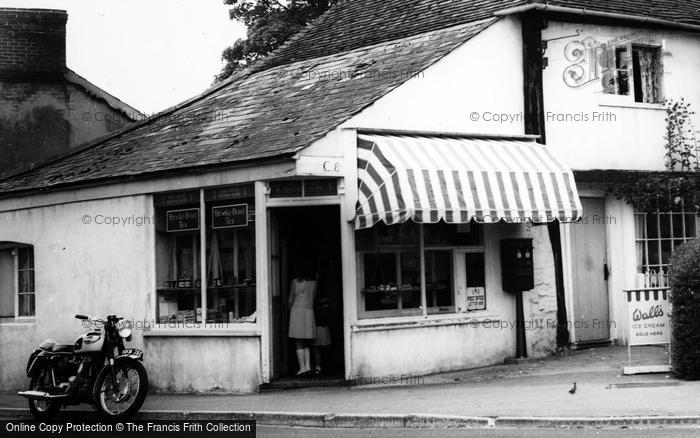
[{"xmin": 17, "ymin": 390, "xmax": 68, "ymax": 401}]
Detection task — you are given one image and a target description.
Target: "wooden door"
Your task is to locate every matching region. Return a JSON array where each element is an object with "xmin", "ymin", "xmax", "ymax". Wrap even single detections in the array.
[{"xmin": 571, "ymin": 198, "xmax": 610, "ymax": 342}]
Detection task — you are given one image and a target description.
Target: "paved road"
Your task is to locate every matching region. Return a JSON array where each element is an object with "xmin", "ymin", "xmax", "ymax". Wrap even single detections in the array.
[
  {"xmin": 3, "ymin": 413, "xmax": 699, "ymax": 437},
  {"xmin": 257, "ymin": 426, "xmax": 700, "ymax": 437}
]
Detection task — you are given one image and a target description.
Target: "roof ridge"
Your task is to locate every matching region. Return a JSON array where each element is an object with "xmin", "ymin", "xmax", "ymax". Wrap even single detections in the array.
[
  {"xmin": 263, "ymin": 17, "xmax": 499, "ymax": 74},
  {"xmin": 249, "ymin": 0, "xmax": 346, "ymax": 74}
]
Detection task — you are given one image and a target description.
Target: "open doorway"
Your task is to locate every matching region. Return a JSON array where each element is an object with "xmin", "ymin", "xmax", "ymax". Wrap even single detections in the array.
[{"xmin": 269, "ymin": 205, "xmax": 344, "ymax": 384}]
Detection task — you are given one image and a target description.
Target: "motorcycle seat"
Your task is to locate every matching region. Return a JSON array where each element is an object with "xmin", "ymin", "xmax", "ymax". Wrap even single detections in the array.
[{"xmin": 39, "ymin": 339, "xmax": 73, "ymax": 353}]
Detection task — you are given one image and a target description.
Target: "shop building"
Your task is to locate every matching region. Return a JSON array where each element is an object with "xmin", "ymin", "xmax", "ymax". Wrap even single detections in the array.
[{"xmin": 1, "ymin": 0, "xmax": 699, "ymax": 393}]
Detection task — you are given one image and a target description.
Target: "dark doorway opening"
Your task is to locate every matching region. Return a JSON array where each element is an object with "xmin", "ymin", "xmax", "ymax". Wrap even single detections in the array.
[{"xmin": 268, "ymin": 205, "xmax": 345, "ymax": 388}]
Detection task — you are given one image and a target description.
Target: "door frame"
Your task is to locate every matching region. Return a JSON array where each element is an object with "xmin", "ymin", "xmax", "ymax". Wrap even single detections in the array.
[{"xmin": 266, "ymin": 199, "xmax": 347, "ymax": 381}]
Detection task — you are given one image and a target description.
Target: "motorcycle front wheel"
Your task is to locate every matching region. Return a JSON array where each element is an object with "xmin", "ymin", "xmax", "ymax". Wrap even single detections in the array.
[
  {"xmin": 92, "ymin": 359, "xmax": 148, "ymax": 421},
  {"xmin": 28, "ymin": 371, "xmax": 61, "ymax": 420}
]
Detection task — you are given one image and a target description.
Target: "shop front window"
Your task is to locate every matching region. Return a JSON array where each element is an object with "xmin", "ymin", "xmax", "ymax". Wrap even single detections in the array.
[
  {"xmin": 356, "ymin": 222, "xmax": 483, "ymax": 319},
  {"xmin": 155, "ymin": 184, "xmax": 256, "ymax": 326}
]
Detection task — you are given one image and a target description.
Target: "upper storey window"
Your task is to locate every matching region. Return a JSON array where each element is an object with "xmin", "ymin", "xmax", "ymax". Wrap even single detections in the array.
[{"xmin": 603, "ymin": 45, "xmax": 662, "ymax": 104}]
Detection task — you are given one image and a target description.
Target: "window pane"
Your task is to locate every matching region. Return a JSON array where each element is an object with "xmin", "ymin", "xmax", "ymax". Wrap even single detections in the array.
[
  {"xmin": 615, "ymin": 47, "xmax": 630, "ymax": 96},
  {"xmin": 400, "ymin": 252, "xmax": 421, "ymax": 309},
  {"xmin": 635, "ymin": 241, "xmax": 646, "ymax": 273},
  {"xmin": 647, "ymin": 240, "xmax": 659, "ymax": 266},
  {"xmin": 633, "ymin": 46, "xmax": 661, "ymax": 104},
  {"xmin": 685, "ymin": 214, "xmax": 697, "ymax": 238},
  {"xmin": 466, "ymin": 253, "xmax": 486, "ymax": 287},
  {"xmin": 634, "ymin": 214, "xmax": 646, "ymax": 239},
  {"xmin": 673, "ymin": 239, "xmax": 686, "ymax": 252},
  {"xmin": 18, "ymin": 247, "xmax": 34, "ymax": 270},
  {"xmin": 659, "ymin": 213, "xmax": 671, "ymax": 238},
  {"xmin": 672, "ymin": 214, "xmax": 685, "ymax": 238},
  {"xmin": 19, "ymin": 270, "xmax": 34, "ymax": 293},
  {"xmin": 427, "ymin": 251, "xmax": 454, "ymax": 314},
  {"xmin": 646, "ymin": 213, "xmax": 659, "ymax": 238},
  {"xmin": 661, "ymin": 240, "xmax": 673, "ymax": 266},
  {"xmin": 155, "ymin": 191, "xmax": 202, "ymax": 324},
  {"xmin": 205, "ymin": 187, "xmax": 256, "ymax": 323},
  {"xmin": 362, "ymin": 253, "xmax": 399, "ymax": 311},
  {"xmin": 424, "ymin": 222, "xmax": 482, "ymax": 246},
  {"xmin": 18, "ymin": 293, "xmax": 34, "ymax": 317}
]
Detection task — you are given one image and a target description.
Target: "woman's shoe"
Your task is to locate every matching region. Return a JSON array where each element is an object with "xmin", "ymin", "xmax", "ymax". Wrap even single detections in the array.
[{"xmin": 313, "ymin": 367, "xmax": 321, "ymax": 375}]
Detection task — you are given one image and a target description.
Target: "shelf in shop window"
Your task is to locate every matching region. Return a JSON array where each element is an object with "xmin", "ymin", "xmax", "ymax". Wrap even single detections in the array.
[{"xmin": 362, "ymin": 287, "xmax": 419, "ymax": 294}]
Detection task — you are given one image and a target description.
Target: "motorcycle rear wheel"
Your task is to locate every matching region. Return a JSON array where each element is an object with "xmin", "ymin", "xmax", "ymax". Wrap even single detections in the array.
[
  {"xmin": 92, "ymin": 359, "xmax": 148, "ymax": 421},
  {"xmin": 27, "ymin": 372, "xmax": 62, "ymax": 420}
]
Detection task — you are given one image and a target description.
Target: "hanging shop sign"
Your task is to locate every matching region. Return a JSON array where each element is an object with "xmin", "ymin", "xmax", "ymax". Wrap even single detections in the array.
[
  {"xmin": 166, "ymin": 208, "xmax": 200, "ymax": 232},
  {"xmin": 626, "ymin": 289, "xmax": 670, "ymax": 346},
  {"xmin": 212, "ymin": 204, "xmax": 249, "ymax": 229}
]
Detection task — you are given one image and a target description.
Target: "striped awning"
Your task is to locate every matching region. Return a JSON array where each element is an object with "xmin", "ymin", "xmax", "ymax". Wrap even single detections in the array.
[{"xmin": 355, "ymin": 133, "xmax": 582, "ymax": 229}]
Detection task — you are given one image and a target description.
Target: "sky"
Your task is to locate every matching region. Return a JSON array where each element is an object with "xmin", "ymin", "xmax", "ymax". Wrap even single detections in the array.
[{"xmin": 0, "ymin": 0, "xmax": 246, "ymax": 114}]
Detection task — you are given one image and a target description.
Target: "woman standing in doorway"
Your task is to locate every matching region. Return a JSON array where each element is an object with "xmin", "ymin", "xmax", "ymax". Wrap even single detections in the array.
[{"xmin": 288, "ymin": 263, "xmax": 317, "ymax": 376}]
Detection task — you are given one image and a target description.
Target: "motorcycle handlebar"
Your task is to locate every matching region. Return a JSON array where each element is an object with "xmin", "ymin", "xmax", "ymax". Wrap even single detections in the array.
[{"xmin": 75, "ymin": 314, "xmax": 89, "ymax": 320}]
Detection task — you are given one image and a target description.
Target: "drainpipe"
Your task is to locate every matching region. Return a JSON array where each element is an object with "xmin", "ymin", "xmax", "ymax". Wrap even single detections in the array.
[{"xmin": 495, "ymin": 3, "xmax": 700, "ymax": 33}]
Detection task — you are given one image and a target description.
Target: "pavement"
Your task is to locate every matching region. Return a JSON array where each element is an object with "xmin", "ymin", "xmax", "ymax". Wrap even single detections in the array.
[{"xmin": 2, "ymin": 345, "xmax": 700, "ymax": 429}]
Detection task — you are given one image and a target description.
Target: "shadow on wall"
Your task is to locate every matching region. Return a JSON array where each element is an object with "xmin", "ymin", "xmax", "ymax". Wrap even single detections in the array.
[{"xmin": 0, "ymin": 105, "xmax": 71, "ymax": 179}]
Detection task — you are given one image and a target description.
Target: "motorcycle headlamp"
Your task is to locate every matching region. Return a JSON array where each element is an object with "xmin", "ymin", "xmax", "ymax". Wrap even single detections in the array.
[{"xmin": 118, "ymin": 327, "xmax": 132, "ymax": 340}]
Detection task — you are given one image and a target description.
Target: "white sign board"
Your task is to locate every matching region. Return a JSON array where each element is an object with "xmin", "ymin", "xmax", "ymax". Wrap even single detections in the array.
[
  {"xmin": 296, "ymin": 155, "xmax": 343, "ymax": 176},
  {"xmin": 626, "ymin": 289, "xmax": 670, "ymax": 346}
]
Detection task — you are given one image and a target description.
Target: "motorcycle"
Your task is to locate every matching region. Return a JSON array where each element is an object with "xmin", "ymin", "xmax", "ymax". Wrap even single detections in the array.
[{"xmin": 18, "ymin": 314, "xmax": 148, "ymax": 421}]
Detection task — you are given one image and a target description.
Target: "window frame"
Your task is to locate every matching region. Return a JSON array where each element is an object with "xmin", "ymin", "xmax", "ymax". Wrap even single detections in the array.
[
  {"xmin": 634, "ymin": 209, "xmax": 698, "ymax": 287},
  {"xmin": 0, "ymin": 245, "xmax": 36, "ymax": 322},
  {"xmin": 16, "ymin": 246, "xmax": 35, "ymax": 319},
  {"xmin": 356, "ymin": 223, "xmax": 486, "ymax": 320},
  {"xmin": 152, "ymin": 186, "xmax": 258, "ymax": 331},
  {"xmin": 603, "ymin": 43, "xmax": 663, "ymax": 104}
]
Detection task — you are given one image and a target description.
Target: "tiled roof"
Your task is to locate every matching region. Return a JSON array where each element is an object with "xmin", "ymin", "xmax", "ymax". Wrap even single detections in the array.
[
  {"xmin": 255, "ymin": 0, "xmax": 700, "ymax": 70},
  {"xmin": 3, "ymin": 0, "xmax": 699, "ymax": 197},
  {"xmin": 0, "ymin": 19, "xmax": 494, "ymax": 195}
]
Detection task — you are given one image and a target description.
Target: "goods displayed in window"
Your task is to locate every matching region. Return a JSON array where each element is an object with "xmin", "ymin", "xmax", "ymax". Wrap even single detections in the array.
[
  {"xmin": 356, "ymin": 222, "xmax": 484, "ymax": 318},
  {"xmin": 155, "ymin": 185, "xmax": 256, "ymax": 325}
]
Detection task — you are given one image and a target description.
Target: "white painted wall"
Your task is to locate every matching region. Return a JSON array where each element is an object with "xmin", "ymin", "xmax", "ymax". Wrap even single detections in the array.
[
  {"xmin": 343, "ymin": 17, "xmax": 525, "ymax": 135},
  {"xmin": 542, "ymin": 22, "xmax": 700, "ymax": 171},
  {"xmin": 0, "ymin": 196, "xmax": 153, "ymax": 390}
]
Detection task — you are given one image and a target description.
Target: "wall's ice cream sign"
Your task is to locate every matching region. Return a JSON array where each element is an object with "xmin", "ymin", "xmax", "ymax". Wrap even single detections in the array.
[{"xmin": 626, "ymin": 289, "xmax": 670, "ymax": 346}]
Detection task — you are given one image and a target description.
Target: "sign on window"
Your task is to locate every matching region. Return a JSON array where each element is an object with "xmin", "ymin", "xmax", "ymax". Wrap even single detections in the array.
[
  {"xmin": 212, "ymin": 204, "xmax": 249, "ymax": 229},
  {"xmin": 466, "ymin": 287, "xmax": 486, "ymax": 311},
  {"xmin": 166, "ymin": 208, "xmax": 200, "ymax": 232}
]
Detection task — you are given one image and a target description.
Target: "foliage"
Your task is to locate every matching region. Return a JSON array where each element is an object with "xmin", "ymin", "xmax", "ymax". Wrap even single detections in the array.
[
  {"xmin": 664, "ymin": 98, "xmax": 699, "ymax": 172},
  {"xmin": 669, "ymin": 239, "xmax": 700, "ymax": 380},
  {"xmin": 216, "ymin": 0, "xmax": 336, "ymax": 82},
  {"xmin": 610, "ymin": 99, "xmax": 700, "ymax": 212}
]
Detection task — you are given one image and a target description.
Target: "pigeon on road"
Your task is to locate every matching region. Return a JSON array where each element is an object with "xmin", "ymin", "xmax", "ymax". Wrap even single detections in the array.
[{"xmin": 569, "ymin": 382, "xmax": 577, "ymax": 395}]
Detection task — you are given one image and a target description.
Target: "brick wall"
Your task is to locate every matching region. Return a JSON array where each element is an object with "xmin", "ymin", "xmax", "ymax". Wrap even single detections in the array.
[{"xmin": 0, "ymin": 8, "xmax": 67, "ymax": 81}]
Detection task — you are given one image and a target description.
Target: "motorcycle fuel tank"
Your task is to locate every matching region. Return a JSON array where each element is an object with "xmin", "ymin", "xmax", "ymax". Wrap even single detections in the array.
[{"xmin": 73, "ymin": 330, "xmax": 104, "ymax": 353}]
